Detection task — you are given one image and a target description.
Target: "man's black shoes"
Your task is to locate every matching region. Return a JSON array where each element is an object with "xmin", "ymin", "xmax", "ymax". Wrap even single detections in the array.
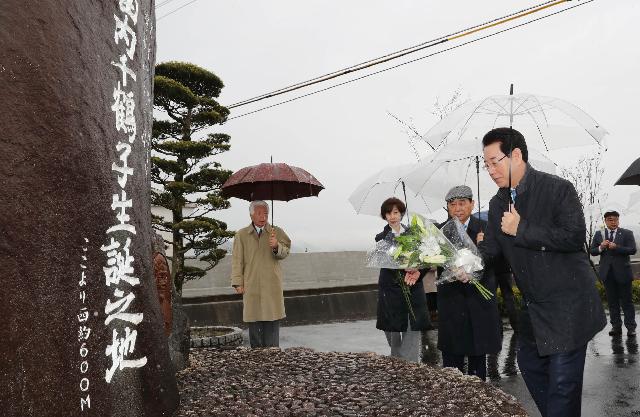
[{"xmin": 609, "ymin": 327, "xmax": 622, "ymax": 336}]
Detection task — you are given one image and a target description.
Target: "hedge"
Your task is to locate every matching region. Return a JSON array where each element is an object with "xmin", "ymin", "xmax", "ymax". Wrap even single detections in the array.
[{"xmin": 495, "ymin": 279, "xmax": 640, "ymax": 316}]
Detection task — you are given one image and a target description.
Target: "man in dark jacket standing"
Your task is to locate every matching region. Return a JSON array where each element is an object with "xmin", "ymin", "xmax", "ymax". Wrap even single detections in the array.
[
  {"xmin": 478, "ymin": 127, "xmax": 606, "ymax": 417},
  {"xmin": 590, "ymin": 211, "xmax": 637, "ymax": 336},
  {"xmin": 437, "ymin": 185, "xmax": 501, "ymax": 381}
]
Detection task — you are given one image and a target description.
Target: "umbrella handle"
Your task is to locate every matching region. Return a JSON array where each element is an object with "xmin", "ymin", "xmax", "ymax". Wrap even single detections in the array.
[
  {"xmin": 401, "ymin": 181, "xmax": 409, "ymax": 219},
  {"xmin": 475, "ymin": 155, "xmax": 481, "ymax": 219},
  {"xmin": 270, "ymin": 156, "xmax": 274, "ymax": 226}
]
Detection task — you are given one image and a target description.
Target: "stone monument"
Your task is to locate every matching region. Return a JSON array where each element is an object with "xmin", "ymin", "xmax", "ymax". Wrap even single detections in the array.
[{"xmin": 0, "ymin": 2, "xmax": 180, "ymax": 416}]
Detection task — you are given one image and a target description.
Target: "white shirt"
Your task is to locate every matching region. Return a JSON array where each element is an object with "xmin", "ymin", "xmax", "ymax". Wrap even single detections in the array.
[{"xmin": 599, "ymin": 228, "xmax": 617, "ymax": 252}]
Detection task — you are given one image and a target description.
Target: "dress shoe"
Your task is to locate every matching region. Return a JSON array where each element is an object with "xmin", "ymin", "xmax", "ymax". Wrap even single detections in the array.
[
  {"xmin": 609, "ymin": 327, "xmax": 622, "ymax": 336},
  {"xmin": 628, "ymin": 329, "xmax": 637, "ymax": 337}
]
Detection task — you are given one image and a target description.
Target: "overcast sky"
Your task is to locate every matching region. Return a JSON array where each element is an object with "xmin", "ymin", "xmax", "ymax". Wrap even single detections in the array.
[{"xmin": 155, "ymin": 0, "xmax": 640, "ymax": 252}]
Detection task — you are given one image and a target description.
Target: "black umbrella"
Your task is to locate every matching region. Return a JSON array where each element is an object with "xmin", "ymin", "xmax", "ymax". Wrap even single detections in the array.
[{"xmin": 614, "ymin": 157, "xmax": 640, "ymax": 185}]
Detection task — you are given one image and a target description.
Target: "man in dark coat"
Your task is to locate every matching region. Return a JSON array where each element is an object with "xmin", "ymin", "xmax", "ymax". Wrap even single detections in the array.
[
  {"xmin": 437, "ymin": 185, "xmax": 502, "ymax": 381},
  {"xmin": 590, "ymin": 211, "xmax": 637, "ymax": 336},
  {"xmin": 478, "ymin": 127, "xmax": 606, "ymax": 417}
]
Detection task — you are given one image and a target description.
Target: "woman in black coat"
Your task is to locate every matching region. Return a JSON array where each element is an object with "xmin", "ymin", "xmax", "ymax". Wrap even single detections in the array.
[{"xmin": 375, "ymin": 197, "xmax": 431, "ymax": 362}]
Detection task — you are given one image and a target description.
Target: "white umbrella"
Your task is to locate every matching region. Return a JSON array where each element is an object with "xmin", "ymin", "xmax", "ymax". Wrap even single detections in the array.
[
  {"xmin": 422, "ymin": 92, "xmax": 608, "ymax": 153},
  {"xmin": 404, "ymin": 140, "xmax": 558, "ymax": 215},
  {"xmin": 349, "ymin": 163, "xmax": 437, "ymax": 217}
]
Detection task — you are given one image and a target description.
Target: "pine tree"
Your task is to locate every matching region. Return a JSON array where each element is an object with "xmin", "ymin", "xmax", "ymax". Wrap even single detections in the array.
[{"xmin": 151, "ymin": 61, "xmax": 234, "ymax": 294}]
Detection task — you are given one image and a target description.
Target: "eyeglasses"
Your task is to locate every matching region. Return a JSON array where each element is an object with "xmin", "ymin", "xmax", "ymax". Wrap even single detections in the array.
[{"xmin": 482, "ymin": 154, "xmax": 508, "ymax": 171}]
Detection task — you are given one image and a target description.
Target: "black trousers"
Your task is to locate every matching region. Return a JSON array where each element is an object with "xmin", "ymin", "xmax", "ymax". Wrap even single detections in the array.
[
  {"xmin": 425, "ymin": 292, "xmax": 438, "ymax": 312},
  {"xmin": 517, "ymin": 341, "xmax": 587, "ymax": 417},
  {"xmin": 441, "ymin": 353, "xmax": 487, "ymax": 381},
  {"xmin": 603, "ymin": 274, "xmax": 636, "ymax": 330},
  {"xmin": 248, "ymin": 320, "xmax": 280, "ymax": 348},
  {"xmin": 496, "ymin": 272, "xmax": 518, "ymax": 330}
]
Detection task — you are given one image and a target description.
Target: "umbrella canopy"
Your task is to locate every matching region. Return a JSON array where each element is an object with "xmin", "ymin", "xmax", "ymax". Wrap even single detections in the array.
[
  {"xmin": 421, "ymin": 93, "xmax": 607, "ymax": 152},
  {"xmin": 404, "ymin": 140, "xmax": 557, "ymax": 213},
  {"xmin": 222, "ymin": 162, "xmax": 324, "ymax": 201},
  {"xmin": 614, "ymin": 157, "xmax": 640, "ymax": 186},
  {"xmin": 349, "ymin": 163, "xmax": 436, "ymax": 217}
]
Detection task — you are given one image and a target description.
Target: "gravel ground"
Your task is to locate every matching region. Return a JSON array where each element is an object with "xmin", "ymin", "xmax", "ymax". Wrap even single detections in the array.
[{"xmin": 176, "ymin": 347, "xmax": 527, "ymax": 417}]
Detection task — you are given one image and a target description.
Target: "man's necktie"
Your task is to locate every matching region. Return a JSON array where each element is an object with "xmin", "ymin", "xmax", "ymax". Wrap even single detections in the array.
[
  {"xmin": 510, "ymin": 188, "xmax": 517, "ymax": 204},
  {"xmin": 609, "ymin": 229, "xmax": 615, "ymax": 242}
]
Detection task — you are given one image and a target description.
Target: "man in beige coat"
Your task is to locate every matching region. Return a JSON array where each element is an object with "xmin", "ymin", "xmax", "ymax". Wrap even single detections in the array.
[{"xmin": 231, "ymin": 200, "xmax": 291, "ymax": 347}]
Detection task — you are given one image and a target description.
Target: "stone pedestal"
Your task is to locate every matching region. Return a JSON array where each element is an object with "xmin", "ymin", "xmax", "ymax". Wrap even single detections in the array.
[{"xmin": 0, "ymin": 2, "xmax": 179, "ymax": 416}]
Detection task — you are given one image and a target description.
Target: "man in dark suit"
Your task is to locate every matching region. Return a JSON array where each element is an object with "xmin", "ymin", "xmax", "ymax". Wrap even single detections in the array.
[
  {"xmin": 436, "ymin": 185, "xmax": 501, "ymax": 381},
  {"xmin": 590, "ymin": 211, "xmax": 637, "ymax": 336},
  {"xmin": 478, "ymin": 127, "xmax": 606, "ymax": 417}
]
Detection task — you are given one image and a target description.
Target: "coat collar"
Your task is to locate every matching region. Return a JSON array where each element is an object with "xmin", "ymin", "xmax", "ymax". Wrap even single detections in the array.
[
  {"xmin": 247, "ymin": 223, "xmax": 272, "ymax": 235},
  {"xmin": 496, "ymin": 163, "xmax": 535, "ymax": 202}
]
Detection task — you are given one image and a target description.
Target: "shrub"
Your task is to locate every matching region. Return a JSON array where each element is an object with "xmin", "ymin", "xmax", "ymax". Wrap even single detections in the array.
[
  {"xmin": 596, "ymin": 279, "xmax": 640, "ymax": 304},
  {"xmin": 497, "ymin": 279, "xmax": 640, "ymax": 316}
]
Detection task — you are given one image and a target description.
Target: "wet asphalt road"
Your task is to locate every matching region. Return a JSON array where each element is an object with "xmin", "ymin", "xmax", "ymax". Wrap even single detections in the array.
[{"xmin": 244, "ymin": 313, "xmax": 640, "ymax": 417}]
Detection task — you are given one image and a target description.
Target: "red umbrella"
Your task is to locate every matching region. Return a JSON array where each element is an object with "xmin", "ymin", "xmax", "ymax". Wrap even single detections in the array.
[{"xmin": 222, "ymin": 162, "xmax": 324, "ymax": 224}]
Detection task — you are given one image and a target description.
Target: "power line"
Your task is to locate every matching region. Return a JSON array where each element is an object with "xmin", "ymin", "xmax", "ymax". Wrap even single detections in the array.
[
  {"xmin": 157, "ymin": 0, "xmax": 199, "ymax": 21},
  {"xmin": 155, "ymin": 0, "xmax": 180, "ymax": 9},
  {"xmin": 228, "ymin": 0, "xmax": 594, "ymax": 121},
  {"xmin": 228, "ymin": 0, "xmax": 567, "ymax": 109}
]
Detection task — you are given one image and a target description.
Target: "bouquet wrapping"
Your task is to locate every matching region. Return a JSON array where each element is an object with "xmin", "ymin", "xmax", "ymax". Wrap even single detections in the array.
[{"xmin": 366, "ymin": 214, "xmax": 492, "ymax": 300}]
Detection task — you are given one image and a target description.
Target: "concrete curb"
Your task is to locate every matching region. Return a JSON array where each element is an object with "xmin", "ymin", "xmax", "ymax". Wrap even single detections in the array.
[
  {"xmin": 190, "ymin": 326, "xmax": 243, "ymax": 348},
  {"xmin": 183, "ymin": 286, "xmax": 378, "ymax": 328}
]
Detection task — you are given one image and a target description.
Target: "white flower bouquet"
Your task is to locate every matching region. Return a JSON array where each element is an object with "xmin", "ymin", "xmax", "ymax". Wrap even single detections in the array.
[{"xmin": 367, "ymin": 214, "xmax": 493, "ymax": 300}]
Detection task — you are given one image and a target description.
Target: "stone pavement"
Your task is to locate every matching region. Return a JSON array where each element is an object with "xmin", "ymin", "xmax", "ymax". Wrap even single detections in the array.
[{"xmin": 239, "ymin": 316, "xmax": 640, "ymax": 417}]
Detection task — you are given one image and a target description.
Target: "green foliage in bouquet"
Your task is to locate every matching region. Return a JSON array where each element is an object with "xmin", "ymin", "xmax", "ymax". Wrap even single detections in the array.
[{"xmin": 391, "ymin": 215, "xmax": 454, "ymax": 269}]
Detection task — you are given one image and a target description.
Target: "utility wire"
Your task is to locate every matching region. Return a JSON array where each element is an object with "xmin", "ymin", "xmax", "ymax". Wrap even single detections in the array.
[
  {"xmin": 228, "ymin": 0, "xmax": 558, "ymax": 109},
  {"xmin": 155, "ymin": 0, "xmax": 179, "ymax": 9},
  {"xmin": 228, "ymin": 0, "xmax": 567, "ymax": 109},
  {"xmin": 228, "ymin": 0, "xmax": 594, "ymax": 121},
  {"xmin": 157, "ymin": 0, "xmax": 199, "ymax": 21}
]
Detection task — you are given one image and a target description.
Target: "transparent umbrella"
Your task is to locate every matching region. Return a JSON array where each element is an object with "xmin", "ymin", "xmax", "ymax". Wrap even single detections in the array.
[
  {"xmin": 422, "ymin": 92, "xmax": 608, "ymax": 152},
  {"xmin": 349, "ymin": 163, "xmax": 437, "ymax": 217},
  {"xmin": 403, "ymin": 140, "xmax": 558, "ymax": 216}
]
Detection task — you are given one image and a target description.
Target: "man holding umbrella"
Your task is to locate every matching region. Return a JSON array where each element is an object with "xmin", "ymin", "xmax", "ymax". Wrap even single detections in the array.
[
  {"xmin": 231, "ymin": 200, "xmax": 291, "ymax": 348},
  {"xmin": 477, "ymin": 127, "xmax": 606, "ymax": 417}
]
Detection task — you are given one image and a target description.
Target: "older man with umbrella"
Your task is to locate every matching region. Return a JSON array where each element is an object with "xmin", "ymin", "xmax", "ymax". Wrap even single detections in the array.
[
  {"xmin": 229, "ymin": 200, "xmax": 291, "ymax": 348},
  {"xmin": 223, "ymin": 161, "xmax": 323, "ymax": 348}
]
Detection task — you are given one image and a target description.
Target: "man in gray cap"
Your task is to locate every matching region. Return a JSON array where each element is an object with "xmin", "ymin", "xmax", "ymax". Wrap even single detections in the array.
[
  {"xmin": 444, "ymin": 185, "xmax": 475, "ymax": 231},
  {"xmin": 445, "ymin": 186, "xmax": 519, "ymax": 332},
  {"xmin": 436, "ymin": 185, "xmax": 502, "ymax": 381}
]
